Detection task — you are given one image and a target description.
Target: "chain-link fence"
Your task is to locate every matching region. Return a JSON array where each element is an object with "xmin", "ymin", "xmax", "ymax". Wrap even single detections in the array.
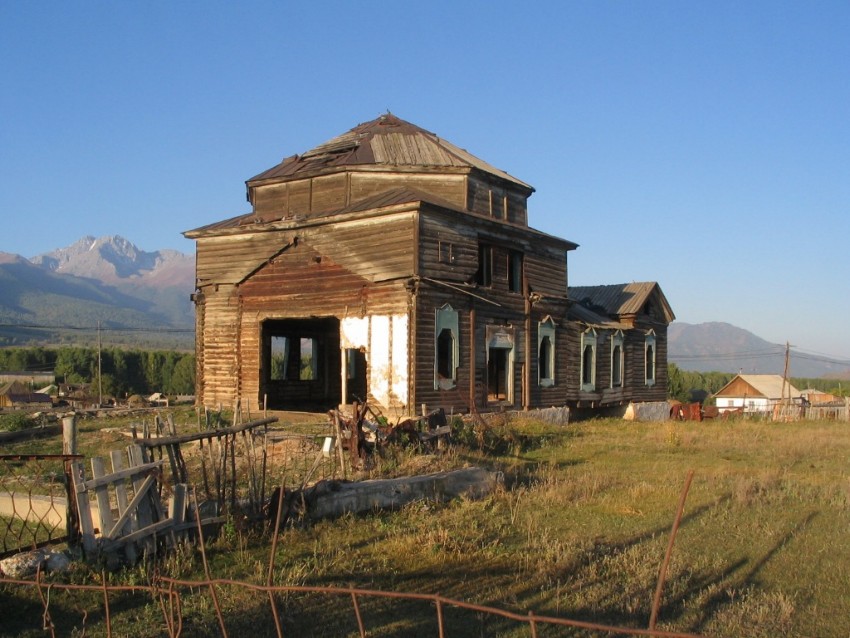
[{"xmin": 0, "ymin": 454, "xmax": 79, "ymax": 557}]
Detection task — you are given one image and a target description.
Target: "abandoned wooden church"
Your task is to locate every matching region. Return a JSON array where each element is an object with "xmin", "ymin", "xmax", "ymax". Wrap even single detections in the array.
[{"xmin": 184, "ymin": 114, "xmax": 674, "ymax": 417}]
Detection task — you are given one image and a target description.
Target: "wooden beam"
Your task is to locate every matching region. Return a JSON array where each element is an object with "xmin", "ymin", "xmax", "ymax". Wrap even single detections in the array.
[{"xmin": 136, "ymin": 417, "xmax": 277, "ymax": 448}]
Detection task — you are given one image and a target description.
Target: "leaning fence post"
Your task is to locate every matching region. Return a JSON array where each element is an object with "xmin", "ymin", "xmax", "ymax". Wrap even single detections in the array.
[
  {"xmin": 63, "ymin": 415, "xmax": 77, "ymax": 455},
  {"xmin": 528, "ymin": 611, "xmax": 538, "ymax": 638},
  {"xmin": 649, "ymin": 469, "xmax": 695, "ymax": 633},
  {"xmin": 70, "ymin": 460, "xmax": 97, "ymax": 556},
  {"xmin": 350, "ymin": 590, "xmax": 366, "ymax": 638},
  {"xmin": 63, "ymin": 415, "xmax": 81, "ymax": 546}
]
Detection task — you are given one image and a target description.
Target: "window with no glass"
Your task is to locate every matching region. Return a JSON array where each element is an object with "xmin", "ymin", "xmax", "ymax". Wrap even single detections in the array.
[
  {"xmin": 508, "ymin": 250, "xmax": 523, "ymax": 293},
  {"xmin": 435, "ymin": 304, "xmax": 459, "ymax": 390},
  {"xmin": 476, "ymin": 244, "xmax": 493, "ymax": 287},
  {"xmin": 538, "ymin": 317, "xmax": 555, "ymax": 387},
  {"xmin": 580, "ymin": 328, "xmax": 597, "ymax": 392},
  {"xmin": 611, "ymin": 330, "xmax": 624, "ymax": 388},
  {"xmin": 645, "ymin": 331, "xmax": 656, "ymax": 386}
]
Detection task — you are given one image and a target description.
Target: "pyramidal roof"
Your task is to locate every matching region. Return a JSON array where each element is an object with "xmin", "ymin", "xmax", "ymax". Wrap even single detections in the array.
[{"xmin": 248, "ymin": 113, "xmax": 533, "ymax": 191}]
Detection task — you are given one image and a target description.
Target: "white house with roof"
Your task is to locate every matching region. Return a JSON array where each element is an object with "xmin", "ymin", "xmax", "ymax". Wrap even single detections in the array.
[{"xmin": 712, "ymin": 374, "xmax": 802, "ymax": 414}]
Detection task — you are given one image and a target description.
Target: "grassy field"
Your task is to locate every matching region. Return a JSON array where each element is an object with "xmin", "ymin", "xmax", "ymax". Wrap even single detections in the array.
[{"xmin": 2, "ymin": 411, "xmax": 849, "ymax": 637}]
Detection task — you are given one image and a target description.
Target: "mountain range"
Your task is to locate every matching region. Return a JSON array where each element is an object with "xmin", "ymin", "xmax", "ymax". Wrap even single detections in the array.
[
  {"xmin": 668, "ymin": 322, "xmax": 850, "ymax": 380},
  {"xmin": 0, "ymin": 236, "xmax": 195, "ymax": 349},
  {"xmin": 1, "ymin": 236, "xmax": 848, "ymax": 378}
]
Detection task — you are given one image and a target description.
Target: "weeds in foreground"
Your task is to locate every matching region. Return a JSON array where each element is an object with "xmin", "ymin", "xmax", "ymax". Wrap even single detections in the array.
[{"xmin": 2, "ymin": 417, "xmax": 849, "ymax": 637}]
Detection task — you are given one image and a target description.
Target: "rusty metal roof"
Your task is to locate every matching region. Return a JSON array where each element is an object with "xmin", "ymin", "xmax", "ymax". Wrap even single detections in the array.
[
  {"xmin": 247, "ymin": 113, "xmax": 533, "ymax": 191},
  {"xmin": 566, "ymin": 302, "xmax": 626, "ymax": 329},
  {"xmin": 185, "ymin": 186, "xmax": 578, "ymax": 252},
  {"xmin": 185, "ymin": 187, "xmax": 444, "ymax": 237},
  {"xmin": 568, "ymin": 282, "xmax": 675, "ymax": 323}
]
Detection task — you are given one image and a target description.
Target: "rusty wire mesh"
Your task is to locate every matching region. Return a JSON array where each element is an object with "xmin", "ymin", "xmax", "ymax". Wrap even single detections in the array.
[
  {"xmin": 0, "ymin": 470, "xmax": 706, "ymax": 638},
  {"xmin": 0, "ymin": 455, "xmax": 78, "ymax": 557},
  {"xmin": 0, "ymin": 571, "xmax": 709, "ymax": 638},
  {"xmin": 263, "ymin": 430, "xmax": 339, "ymax": 486}
]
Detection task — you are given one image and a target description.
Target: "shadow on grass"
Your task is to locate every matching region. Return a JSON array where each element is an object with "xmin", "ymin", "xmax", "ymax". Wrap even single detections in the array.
[
  {"xmin": 683, "ymin": 509, "xmax": 819, "ymax": 635},
  {"xmin": 497, "ymin": 497, "xmax": 820, "ymax": 636}
]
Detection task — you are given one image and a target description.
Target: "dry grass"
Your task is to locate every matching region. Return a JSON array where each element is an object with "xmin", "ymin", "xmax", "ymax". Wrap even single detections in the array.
[{"xmin": 3, "ymin": 413, "xmax": 850, "ymax": 637}]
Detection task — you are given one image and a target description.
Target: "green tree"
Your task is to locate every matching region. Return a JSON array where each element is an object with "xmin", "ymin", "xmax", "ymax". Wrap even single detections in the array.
[
  {"xmin": 55, "ymin": 347, "xmax": 97, "ymax": 384},
  {"xmin": 168, "ymin": 354, "xmax": 195, "ymax": 395}
]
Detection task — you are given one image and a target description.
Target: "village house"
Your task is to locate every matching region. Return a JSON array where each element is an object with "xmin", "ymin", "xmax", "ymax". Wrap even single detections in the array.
[
  {"xmin": 0, "ymin": 381, "xmax": 53, "ymax": 409},
  {"xmin": 712, "ymin": 374, "xmax": 802, "ymax": 414},
  {"xmin": 184, "ymin": 114, "xmax": 674, "ymax": 418}
]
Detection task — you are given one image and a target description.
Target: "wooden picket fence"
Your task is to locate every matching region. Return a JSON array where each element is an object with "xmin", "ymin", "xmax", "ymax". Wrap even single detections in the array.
[{"xmin": 70, "ymin": 443, "xmax": 221, "ymax": 563}]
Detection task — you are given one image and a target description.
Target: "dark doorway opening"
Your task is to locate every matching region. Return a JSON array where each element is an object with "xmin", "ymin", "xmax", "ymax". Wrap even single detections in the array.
[
  {"xmin": 261, "ymin": 317, "xmax": 340, "ymax": 411},
  {"xmin": 345, "ymin": 348, "xmax": 367, "ymax": 404},
  {"xmin": 487, "ymin": 347, "xmax": 511, "ymax": 403}
]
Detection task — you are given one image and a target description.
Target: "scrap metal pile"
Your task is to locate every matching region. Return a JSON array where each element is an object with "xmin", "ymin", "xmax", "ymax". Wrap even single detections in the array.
[{"xmin": 328, "ymin": 401, "xmax": 451, "ymax": 471}]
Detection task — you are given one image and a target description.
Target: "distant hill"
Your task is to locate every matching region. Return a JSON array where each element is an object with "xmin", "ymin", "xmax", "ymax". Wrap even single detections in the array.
[
  {"xmin": 669, "ymin": 322, "xmax": 850, "ymax": 379},
  {"xmin": 0, "ymin": 236, "xmax": 195, "ymax": 349}
]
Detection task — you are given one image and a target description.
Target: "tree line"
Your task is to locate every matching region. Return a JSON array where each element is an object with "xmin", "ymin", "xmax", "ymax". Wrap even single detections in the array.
[
  {"xmin": 0, "ymin": 346, "xmax": 195, "ymax": 398},
  {"xmin": 3, "ymin": 346, "xmax": 844, "ymax": 406},
  {"xmin": 667, "ymin": 363, "xmax": 848, "ymax": 404}
]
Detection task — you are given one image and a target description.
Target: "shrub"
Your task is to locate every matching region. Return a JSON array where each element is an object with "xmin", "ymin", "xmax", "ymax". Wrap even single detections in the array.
[{"xmin": 0, "ymin": 412, "xmax": 37, "ymax": 432}]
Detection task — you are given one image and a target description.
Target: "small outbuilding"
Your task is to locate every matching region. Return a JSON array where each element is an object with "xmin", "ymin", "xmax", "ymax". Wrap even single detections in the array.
[{"xmin": 0, "ymin": 381, "xmax": 53, "ymax": 409}]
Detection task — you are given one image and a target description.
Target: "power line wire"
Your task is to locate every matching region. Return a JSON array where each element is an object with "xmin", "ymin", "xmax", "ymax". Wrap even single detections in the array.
[{"xmin": 0, "ymin": 322, "xmax": 193, "ymax": 334}]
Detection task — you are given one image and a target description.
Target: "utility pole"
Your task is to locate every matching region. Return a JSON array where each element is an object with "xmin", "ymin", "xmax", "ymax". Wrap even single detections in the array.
[
  {"xmin": 780, "ymin": 341, "xmax": 794, "ymax": 420},
  {"xmin": 780, "ymin": 342, "xmax": 789, "ymax": 401},
  {"xmin": 97, "ymin": 320, "xmax": 103, "ymax": 407}
]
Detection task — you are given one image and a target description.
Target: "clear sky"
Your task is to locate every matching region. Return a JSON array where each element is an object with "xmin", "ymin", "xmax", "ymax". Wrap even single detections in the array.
[{"xmin": 1, "ymin": 1, "xmax": 848, "ymax": 361}]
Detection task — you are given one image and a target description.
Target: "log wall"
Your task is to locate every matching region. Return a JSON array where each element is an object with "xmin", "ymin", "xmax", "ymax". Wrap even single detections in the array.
[{"xmin": 192, "ymin": 196, "xmax": 667, "ymax": 415}]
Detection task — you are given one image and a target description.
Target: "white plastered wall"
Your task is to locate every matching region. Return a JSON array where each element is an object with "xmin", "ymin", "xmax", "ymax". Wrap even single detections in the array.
[{"xmin": 340, "ymin": 314, "xmax": 409, "ymax": 408}]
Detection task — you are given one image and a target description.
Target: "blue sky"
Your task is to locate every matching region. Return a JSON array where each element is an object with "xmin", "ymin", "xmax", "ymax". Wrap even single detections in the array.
[{"xmin": 1, "ymin": 1, "xmax": 848, "ymax": 362}]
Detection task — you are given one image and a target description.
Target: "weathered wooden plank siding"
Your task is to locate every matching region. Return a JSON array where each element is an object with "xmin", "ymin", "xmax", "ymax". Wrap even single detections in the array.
[
  {"xmin": 413, "ymin": 286, "xmax": 474, "ymax": 414},
  {"xmin": 506, "ymin": 190, "xmax": 528, "ymax": 225},
  {"xmin": 236, "ymin": 242, "xmax": 409, "ymax": 408},
  {"xmin": 417, "ymin": 212, "xmax": 479, "ymax": 282},
  {"xmin": 350, "ymin": 172, "xmax": 467, "ymax": 209},
  {"xmin": 196, "ymin": 232, "xmax": 295, "ymax": 285},
  {"xmin": 466, "ymin": 176, "xmax": 529, "ymax": 223},
  {"xmin": 252, "ymin": 181, "xmax": 289, "ymax": 216},
  {"xmin": 310, "ymin": 173, "xmax": 348, "ymax": 212},
  {"xmin": 413, "ymin": 284, "xmax": 569, "ymax": 413},
  {"xmin": 286, "ymin": 179, "xmax": 311, "ymax": 214},
  {"xmin": 304, "ymin": 213, "xmax": 416, "ymax": 283},
  {"xmin": 525, "ymin": 250, "xmax": 568, "ymax": 297},
  {"xmin": 194, "ymin": 292, "xmax": 205, "ymax": 403},
  {"xmin": 562, "ymin": 324, "xmax": 669, "ymax": 408},
  {"xmin": 522, "ymin": 302, "xmax": 573, "ymax": 408},
  {"xmin": 197, "ymin": 286, "xmax": 240, "ymax": 408},
  {"xmin": 240, "ymin": 245, "xmax": 374, "ymax": 303}
]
